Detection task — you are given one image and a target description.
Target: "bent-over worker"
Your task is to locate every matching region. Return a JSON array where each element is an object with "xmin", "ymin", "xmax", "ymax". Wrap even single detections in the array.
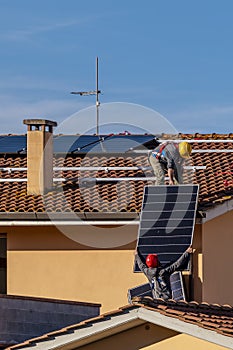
[{"xmin": 149, "ymin": 141, "xmax": 192, "ymax": 185}]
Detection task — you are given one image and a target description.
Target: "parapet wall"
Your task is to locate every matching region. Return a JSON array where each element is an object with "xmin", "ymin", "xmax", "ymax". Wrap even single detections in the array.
[{"xmin": 0, "ymin": 294, "xmax": 100, "ymax": 348}]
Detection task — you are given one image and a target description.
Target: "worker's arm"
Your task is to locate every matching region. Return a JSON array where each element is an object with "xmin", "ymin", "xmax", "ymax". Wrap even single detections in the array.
[
  {"xmin": 168, "ymin": 168, "xmax": 175, "ymax": 185},
  {"xmin": 161, "ymin": 246, "xmax": 193, "ymax": 275},
  {"xmin": 164, "ymin": 148, "xmax": 175, "ymax": 185},
  {"xmin": 134, "ymin": 249, "xmax": 148, "ymax": 275}
]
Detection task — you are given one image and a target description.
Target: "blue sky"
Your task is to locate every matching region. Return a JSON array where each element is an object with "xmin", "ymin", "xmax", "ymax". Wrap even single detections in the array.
[{"xmin": 0, "ymin": 0, "xmax": 233, "ymax": 134}]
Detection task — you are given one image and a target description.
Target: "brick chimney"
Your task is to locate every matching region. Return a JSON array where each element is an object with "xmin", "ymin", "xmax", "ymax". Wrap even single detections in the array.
[{"xmin": 23, "ymin": 119, "xmax": 57, "ymax": 195}]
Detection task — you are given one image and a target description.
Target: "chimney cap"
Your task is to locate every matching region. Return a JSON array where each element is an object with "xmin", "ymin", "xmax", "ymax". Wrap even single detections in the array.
[{"xmin": 23, "ymin": 119, "xmax": 57, "ymax": 127}]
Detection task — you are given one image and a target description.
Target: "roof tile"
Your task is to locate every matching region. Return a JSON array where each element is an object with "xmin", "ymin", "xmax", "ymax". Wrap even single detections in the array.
[{"xmin": 1, "ymin": 135, "xmax": 233, "ymax": 213}]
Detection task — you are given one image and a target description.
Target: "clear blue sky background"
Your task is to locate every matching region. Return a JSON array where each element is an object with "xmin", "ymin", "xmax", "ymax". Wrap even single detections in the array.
[{"xmin": 0, "ymin": 0, "xmax": 233, "ymax": 134}]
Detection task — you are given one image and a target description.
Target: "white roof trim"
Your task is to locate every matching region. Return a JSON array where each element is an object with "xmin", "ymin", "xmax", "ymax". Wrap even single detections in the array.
[
  {"xmin": 0, "ymin": 220, "xmax": 139, "ymax": 227},
  {"xmin": 138, "ymin": 307, "xmax": 233, "ymax": 349},
  {"xmin": 12, "ymin": 306, "xmax": 233, "ymax": 350},
  {"xmin": 18, "ymin": 309, "xmax": 144, "ymax": 350}
]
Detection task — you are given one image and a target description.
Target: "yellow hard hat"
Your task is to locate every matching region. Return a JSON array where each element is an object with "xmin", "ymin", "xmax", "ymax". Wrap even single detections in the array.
[{"xmin": 178, "ymin": 141, "xmax": 192, "ymax": 158}]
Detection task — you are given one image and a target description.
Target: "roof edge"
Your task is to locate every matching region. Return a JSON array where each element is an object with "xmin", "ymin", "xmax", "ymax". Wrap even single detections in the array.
[
  {"xmin": 0, "ymin": 293, "xmax": 101, "ymax": 307},
  {"xmin": 138, "ymin": 307, "xmax": 233, "ymax": 349},
  {"xmin": 201, "ymin": 198, "xmax": 233, "ymax": 223},
  {"xmin": 0, "ymin": 212, "xmax": 139, "ymax": 222}
]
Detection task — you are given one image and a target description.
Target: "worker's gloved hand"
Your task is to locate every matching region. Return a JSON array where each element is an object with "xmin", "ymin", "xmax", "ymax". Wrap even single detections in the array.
[{"xmin": 186, "ymin": 246, "xmax": 194, "ymax": 254}]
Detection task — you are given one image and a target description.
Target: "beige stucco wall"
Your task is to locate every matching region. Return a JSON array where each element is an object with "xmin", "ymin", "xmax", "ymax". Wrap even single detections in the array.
[
  {"xmin": 76, "ymin": 324, "xmax": 227, "ymax": 350},
  {"xmin": 202, "ymin": 210, "xmax": 233, "ymax": 305},
  {"xmin": 192, "ymin": 223, "xmax": 203, "ymax": 302},
  {"xmin": 4, "ymin": 209, "xmax": 231, "ymax": 312},
  {"xmin": 5, "ymin": 224, "xmax": 149, "ymax": 312},
  {"xmin": 2, "ymin": 219, "xmax": 204, "ymax": 312}
]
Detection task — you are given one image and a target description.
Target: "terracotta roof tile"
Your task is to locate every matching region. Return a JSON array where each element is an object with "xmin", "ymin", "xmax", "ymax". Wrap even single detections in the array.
[
  {"xmin": 133, "ymin": 297, "xmax": 233, "ymax": 337},
  {"xmin": 1, "ymin": 135, "xmax": 233, "ymax": 214}
]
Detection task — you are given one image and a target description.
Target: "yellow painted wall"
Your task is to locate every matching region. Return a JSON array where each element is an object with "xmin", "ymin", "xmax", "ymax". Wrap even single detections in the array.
[
  {"xmin": 3, "ymin": 219, "xmax": 204, "ymax": 312},
  {"xmin": 6, "ymin": 225, "xmax": 148, "ymax": 312},
  {"xmin": 202, "ymin": 211, "xmax": 233, "ymax": 305},
  {"xmin": 76, "ymin": 324, "xmax": 227, "ymax": 350},
  {"xmin": 192, "ymin": 223, "xmax": 203, "ymax": 302},
  {"xmin": 2, "ymin": 213, "xmax": 214, "ymax": 312}
]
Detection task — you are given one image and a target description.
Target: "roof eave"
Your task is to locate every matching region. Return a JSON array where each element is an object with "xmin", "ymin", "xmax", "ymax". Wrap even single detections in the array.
[
  {"xmin": 200, "ymin": 198, "xmax": 233, "ymax": 223},
  {"xmin": 138, "ymin": 307, "xmax": 233, "ymax": 349},
  {"xmin": 0, "ymin": 212, "xmax": 139, "ymax": 226}
]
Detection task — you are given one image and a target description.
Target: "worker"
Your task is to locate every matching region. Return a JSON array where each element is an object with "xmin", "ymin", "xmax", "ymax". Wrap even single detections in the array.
[
  {"xmin": 149, "ymin": 141, "xmax": 192, "ymax": 185},
  {"xmin": 135, "ymin": 246, "xmax": 193, "ymax": 300}
]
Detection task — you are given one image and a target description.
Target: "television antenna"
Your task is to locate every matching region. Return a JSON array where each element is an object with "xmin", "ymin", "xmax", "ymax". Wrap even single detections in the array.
[{"xmin": 71, "ymin": 56, "xmax": 101, "ymax": 135}]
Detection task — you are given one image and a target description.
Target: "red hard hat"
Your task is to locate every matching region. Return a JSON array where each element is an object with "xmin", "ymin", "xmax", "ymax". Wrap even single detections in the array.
[{"xmin": 146, "ymin": 254, "xmax": 158, "ymax": 268}]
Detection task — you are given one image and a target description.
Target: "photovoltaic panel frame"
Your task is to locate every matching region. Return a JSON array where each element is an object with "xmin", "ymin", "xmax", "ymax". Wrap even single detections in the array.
[
  {"xmin": 134, "ymin": 185, "xmax": 199, "ymax": 272},
  {"xmin": 127, "ymin": 283, "xmax": 152, "ymax": 303},
  {"xmin": 170, "ymin": 271, "xmax": 186, "ymax": 301}
]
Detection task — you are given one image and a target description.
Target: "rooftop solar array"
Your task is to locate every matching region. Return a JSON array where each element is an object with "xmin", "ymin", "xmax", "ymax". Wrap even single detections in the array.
[
  {"xmin": 54, "ymin": 134, "xmax": 156, "ymax": 153},
  {"xmin": 135, "ymin": 185, "xmax": 199, "ymax": 272},
  {"xmin": 0, "ymin": 134, "xmax": 156, "ymax": 154},
  {"xmin": 0, "ymin": 136, "xmax": 26, "ymax": 154}
]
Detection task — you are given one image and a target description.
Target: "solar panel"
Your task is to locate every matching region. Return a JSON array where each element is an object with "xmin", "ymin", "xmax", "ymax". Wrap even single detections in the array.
[
  {"xmin": 54, "ymin": 135, "xmax": 100, "ymax": 153},
  {"xmin": 128, "ymin": 271, "xmax": 185, "ymax": 303},
  {"xmin": 100, "ymin": 135, "xmax": 155, "ymax": 153},
  {"xmin": 135, "ymin": 185, "xmax": 199, "ymax": 272},
  {"xmin": 0, "ymin": 134, "xmax": 155, "ymax": 154},
  {"xmin": 127, "ymin": 283, "xmax": 152, "ymax": 303},
  {"xmin": 0, "ymin": 136, "xmax": 27, "ymax": 154},
  {"xmin": 53, "ymin": 134, "xmax": 155, "ymax": 154},
  {"xmin": 170, "ymin": 271, "xmax": 186, "ymax": 301}
]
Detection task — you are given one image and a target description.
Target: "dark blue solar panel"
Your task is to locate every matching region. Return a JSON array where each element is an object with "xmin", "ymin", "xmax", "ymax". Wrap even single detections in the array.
[
  {"xmin": 0, "ymin": 134, "xmax": 155, "ymax": 154},
  {"xmin": 170, "ymin": 271, "xmax": 186, "ymax": 301},
  {"xmin": 53, "ymin": 134, "xmax": 155, "ymax": 154},
  {"xmin": 135, "ymin": 185, "xmax": 199, "ymax": 272},
  {"xmin": 53, "ymin": 135, "xmax": 100, "ymax": 153},
  {"xmin": 0, "ymin": 136, "xmax": 27, "ymax": 153},
  {"xmin": 128, "ymin": 283, "xmax": 152, "ymax": 303},
  {"xmin": 103, "ymin": 135, "xmax": 155, "ymax": 153}
]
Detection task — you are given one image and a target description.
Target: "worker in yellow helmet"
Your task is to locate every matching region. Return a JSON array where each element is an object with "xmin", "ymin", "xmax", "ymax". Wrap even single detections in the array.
[{"xmin": 149, "ymin": 141, "xmax": 192, "ymax": 185}]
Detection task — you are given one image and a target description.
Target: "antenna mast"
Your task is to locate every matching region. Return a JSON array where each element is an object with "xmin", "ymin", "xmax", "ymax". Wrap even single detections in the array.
[
  {"xmin": 96, "ymin": 57, "xmax": 100, "ymax": 135},
  {"xmin": 71, "ymin": 56, "xmax": 101, "ymax": 135}
]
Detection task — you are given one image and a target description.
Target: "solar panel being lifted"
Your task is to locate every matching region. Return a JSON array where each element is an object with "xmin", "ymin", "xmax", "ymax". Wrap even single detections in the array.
[{"xmin": 134, "ymin": 185, "xmax": 199, "ymax": 272}]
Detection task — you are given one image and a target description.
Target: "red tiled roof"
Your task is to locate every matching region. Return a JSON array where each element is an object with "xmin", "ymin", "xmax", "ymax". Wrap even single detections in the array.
[
  {"xmin": 134, "ymin": 296, "xmax": 233, "ymax": 336},
  {"xmin": 5, "ymin": 298, "xmax": 233, "ymax": 349},
  {"xmin": 0, "ymin": 134, "xmax": 233, "ymax": 214}
]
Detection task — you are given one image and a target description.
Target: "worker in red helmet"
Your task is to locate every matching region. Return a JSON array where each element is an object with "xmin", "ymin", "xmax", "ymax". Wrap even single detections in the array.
[{"xmin": 135, "ymin": 246, "xmax": 193, "ymax": 300}]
